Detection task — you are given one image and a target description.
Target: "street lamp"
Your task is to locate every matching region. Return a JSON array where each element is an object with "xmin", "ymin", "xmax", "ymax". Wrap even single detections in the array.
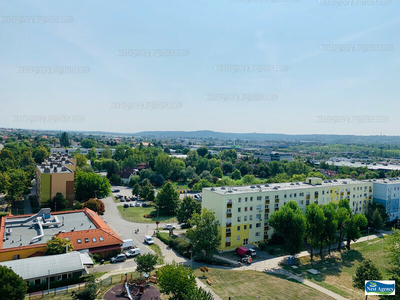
[
  {"xmin": 48, "ymin": 270, "xmax": 50, "ymax": 294},
  {"xmin": 146, "ymin": 225, "xmax": 149, "ymax": 235}
]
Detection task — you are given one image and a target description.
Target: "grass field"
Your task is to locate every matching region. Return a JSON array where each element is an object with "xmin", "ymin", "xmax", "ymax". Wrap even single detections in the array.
[
  {"xmin": 117, "ymin": 205, "xmax": 177, "ymax": 223},
  {"xmin": 282, "ymin": 236, "xmax": 392, "ymax": 300},
  {"xmin": 193, "ymin": 268, "xmax": 334, "ymax": 300},
  {"xmin": 149, "ymin": 243, "xmax": 164, "ymax": 265}
]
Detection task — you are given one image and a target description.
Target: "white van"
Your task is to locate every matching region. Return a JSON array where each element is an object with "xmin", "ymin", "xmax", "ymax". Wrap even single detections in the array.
[
  {"xmin": 122, "ymin": 239, "xmax": 133, "ymax": 250},
  {"xmin": 125, "ymin": 247, "xmax": 141, "ymax": 258}
]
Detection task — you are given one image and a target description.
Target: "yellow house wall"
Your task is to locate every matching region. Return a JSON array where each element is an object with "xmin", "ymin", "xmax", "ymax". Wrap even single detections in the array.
[
  {"xmin": 0, "ymin": 245, "xmax": 47, "ymax": 262},
  {"xmin": 50, "ymin": 172, "xmax": 75, "ymax": 200}
]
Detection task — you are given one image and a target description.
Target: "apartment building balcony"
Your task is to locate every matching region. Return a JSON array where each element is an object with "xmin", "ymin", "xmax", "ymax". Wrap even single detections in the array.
[
  {"xmin": 340, "ymin": 192, "xmax": 344, "ymax": 196},
  {"xmin": 275, "ymin": 208, "xmax": 279, "ymax": 212},
  {"xmin": 225, "ymin": 242, "xmax": 231, "ymax": 247},
  {"xmin": 227, "ymin": 203, "xmax": 232, "ymax": 209},
  {"xmin": 226, "ymin": 232, "xmax": 231, "ymax": 238},
  {"xmin": 265, "ymin": 209, "xmax": 270, "ymax": 213},
  {"xmin": 347, "ymin": 191, "xmax": 351, "ymax": 195},
  {"xmin": 264, "ymin": 226, "xmax": 269, "ymax": 231},
  {"xmin": 265, "ymin": 200, "xmax": 270, "ymax": 204},
  {"xmin": 314, "ymin": 195, "xmax": 319, "ymax": 199},
  {"xmin": 275, "ymin": 199, "xmax": 279, "ymax": 203},
  {"xmin": 369, "ymin": 196, "xmax": 372, "ymax": 200},
  {"xmin": 314, "ymin": 200, "xmax": 319, "ymax": 204},
  {"xmin": 306, "ymin": 195, "xmax": 310, "ymax": 200},
  {"xmin": 226, "ymin": 213, "xmax": 232, "ymax": 218},
  {"xmin": 226, "ymin": 222, "xmax": 231, "ymax": 228},
  {"xmin": 306, "ymin": 200, "xmax": 310, "ymax": 206},
  {"xmin": 369, "ymin": 189, "xmax": 372, "ymax": 193}
]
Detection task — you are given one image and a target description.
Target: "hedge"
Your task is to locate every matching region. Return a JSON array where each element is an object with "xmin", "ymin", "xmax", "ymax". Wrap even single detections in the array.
[{"xmin": 156, "ymin": 232, "xmax": 191, "ymax": 258}]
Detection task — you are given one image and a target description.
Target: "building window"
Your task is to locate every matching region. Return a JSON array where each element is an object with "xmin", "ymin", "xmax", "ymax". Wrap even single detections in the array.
[
  {"xmin": 238, "ymin": 207, "xmax": 241, "ymax": 213},
  {"xmin": 237, "ymin": 236, "xmax": 240, "ymax": 241},
  {"xmin": 245, "ymin": 197, "xmax": 248, "ymax": 202},
  {"xmin": 255, "ymin": 232, "xmax": 261, "ymax": 237},
  {"xmin": 238, "ymin": 198, "xmax": 241, "ymax": 203},
  {"xmin": 250, "ymin": 206, "xmax": 253, "ymax": 211},
  {"xmin": 85, "ymin": 238, "xmax": 89, "ymax": 243},
  {"xmin": 226, "ymin": 228, "xmax": 231, "ymax": 234},
  {"xmin": 294, "ymin": 193, "xmax": 297, "ymax": 198},
  {"xmin": 58, "ymin": 275, "xmax": 62, "ymax": 281},
  {"xmin": 35, "ymin": 279, "xmax": 40, "ymax": 285},
  {"xmin": 99, "ymin": 237, "xmax": 104, "ymax": 242},
  {"xmin": 289, "ymin": 194, "xmax": 292, "ymax": 198},
  {"xmin": 13, "ymin": 255, "xmax": 20, "ymax": 260},
  {"xmin": 300, "ymin": 193, "xmax": 304, "ymax": 197},
  {"xmin": 249, "ymin": 215, "xmax": 253, "ymax": 220},
  {"xmin": 243, "ymin": 238, "xmax": 249, "ymax": 245},
  {"xmin": 249, "ymin": 224, "xmax": 252, "ymax": 229},
  {"xmin": 256, "ymin": 223, "xmax": 261, "ymax": 228},
  {"xmin": 92, "ymin": 238, "xmax": 97, "ymax": 243},
  {"xmin": 237, "ymin": 217, "xmax": 241, "ymax": 222},
  {"xmin": 67, "ymin": 273, "xmax": 73, "ymax": 279},
  {"xmin": 284, "ymin": 194, "xmax": 287, "ymax": 199},
  {"xmin": 77, "ymin": 239, "xmax": 82, "ymax": 244},
  {"xmin": 256, "ymin": 214, "xmax": 261, "ymax": 220},
  {"xmin": 265, "ymin": 204, "xmax": 269, "ymax": 209},
  {"xmin": 244, "ymin": 225, "xmax": 247, "ymax": 230},
  {"xmin": 41, "ymin": 278, "xmax": 47, "ymax": 284},
  {"xmin": 275, "ymin": 195, "xmax": 279, "ymax": 199},
  {"xmin": 244, "ymin": 216, "xmax": 247, "ymax": 221},
  {"xmin": 257, "ymin": 196, "xmax": 262, "ymax": 201},
  {"xmin": 250, "ymin": 197, "xmax": 253, "ymax": 202},
  {"xmin": 245, "ymin": 207, "xmax": 248, "ymax": 212},
  {"xmin": 265, "ymin": 196, "xmax": 269, "ymax": 200},
  {"xmin": 300, "ymin": 200, "xmax": 303, "ymax": 204},
  {"xmin": 237, "ymin": 226, "xmax": 240, "ymax": 231}
]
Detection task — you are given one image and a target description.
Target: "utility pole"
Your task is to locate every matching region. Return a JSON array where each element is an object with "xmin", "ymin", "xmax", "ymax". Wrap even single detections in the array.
[{"xmin": 48, "ymin": 270, "xmax": 50, "ymax": 294}]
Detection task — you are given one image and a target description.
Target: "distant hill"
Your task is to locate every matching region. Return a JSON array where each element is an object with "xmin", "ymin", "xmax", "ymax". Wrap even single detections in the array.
[{"xmin": 135, "ymin": 130, "xmax": 400, "ymax": 144}]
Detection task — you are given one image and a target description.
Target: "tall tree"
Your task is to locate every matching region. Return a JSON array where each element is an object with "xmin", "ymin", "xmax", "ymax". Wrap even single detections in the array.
[
  {"xmin": 231, "ymin": 169, "xmax": 241, "ymax": 180},
  {"xmin": 60, "ymin": 132, "xmax": 70, "ymax": 147},
  {"xmin": 371, "ymin": 208, "xmax": 384, "ymax": 230},
  {"xmin": 46, "ymin": 236, "xmax": 74, "ymax": 255},
  {"xmin": 155, "ymin": 153, "xmax": 172, "ymax": 179},
  {"xmin": 102, "ymin": 159, "xmax": 119, "ymax": 178},
  {"xmin": 170, "ymin": 159, "xmax": 185, "ymax": 181},
  {"xmin": 157, "ymin": 262, "xmax": 197, "ymax": 300},
  {"xmin": 321, "ymin": 203, "xmax": 338, "ymax": 256},
  {"xmin": 74, "ymin": 171, "xmax": 111, "ymax": 201},
  {"xmin": 222, "ymin": 161, "xmax": 233, "ymax": 175},
  {"xmin": 50, "ymin": 192, "xmax": 69, "ymax": 211},
  {"xmin": 305, "ymin": 203, "xmax": 326, "ymax": 261},
  {"xmin": 0, "ymin": 265, "xmax": 28, "ymax": 300},
  {"xmin": 196, "ymin": 147, "xmax": 208, "ymax": 157},
  {"xmin": 336, "ymin": 200, "xmax": 351, "ymax": 251},
  {"xmin": 135, "ymin": 253, "xmax": 158, "ymax": 276},
  {"xmin": 0, "ymin": 172, "xmax": 10, "ymax": 194},
  {"xmin": 211, "ymin": 167, "xmax": 223, "ymax": 179},
  {"xmin": 74, "ymin": 154, "xmax": 89, "ymax": 168},
  {"xmin": 33, "ymin": 146, "xmax": 49, "ymax": 164},
  {"xmin": 186, "ymin": 208, "xmax": 221, "ymax": 262},
  {"xmin": 81, "ymin": 139, "xmax": 96, "ymax": 149},
  {"xmin": 345, "ymin": 213, "xmax": 368, "ymax": 250},
  {"xmin": 177, "ymin": 196, "xmax": 201, "ymax": 226},
  {"xmin": 269, "ymin": 201, "xmax": 306, "ymax": 255},
  {"xmin": 155, "ymin": 181, "xmax": 180, "ymax": 215}
]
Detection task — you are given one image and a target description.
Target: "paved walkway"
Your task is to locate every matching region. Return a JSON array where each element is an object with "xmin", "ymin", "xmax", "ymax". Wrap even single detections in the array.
[{"xmin": 195, "ymin": 278, "xmax": 223, "ymax": 300}]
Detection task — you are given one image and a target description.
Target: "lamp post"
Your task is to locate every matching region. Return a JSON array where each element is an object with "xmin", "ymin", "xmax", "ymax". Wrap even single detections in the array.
[{"xmin": 48, "ymin": 270, "xmax": 50, "ymax": 294}]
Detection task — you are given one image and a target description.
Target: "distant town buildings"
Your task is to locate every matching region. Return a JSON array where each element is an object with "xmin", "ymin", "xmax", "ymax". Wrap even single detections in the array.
[
  {"xmin": 50, "ymin": 147, "xmax": 116, "ymax": 157},
  {"xmin": 253, "ymin": 151, "xmax": 293, "ymax": 162},
  {"xmin": 36, "ymin": 154, "xmax": 76, "ymax": 206}
]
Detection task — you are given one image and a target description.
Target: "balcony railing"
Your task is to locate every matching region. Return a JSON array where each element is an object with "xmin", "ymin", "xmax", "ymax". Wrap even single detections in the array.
[
  {"xmin": 225, "ymin": 242, "xmax": 231, "ymax": 247},
  {"xmin": 340, "ymin": 192, "xmax": 344, "ymax": 196},
  {"xmin": 226, "ymin": 233, "xmax": 231, "ymax": 237},
  {"xmin": 226, "ymin": 213, "xmax": 232, "ymax": 218},
  {"xmin": 265, "ymin": 200, "xmax": 270, "ymax": 204},
  {"xmin": 369, "ymin": 189, "xmax": 372, "ymax": 193},
  {"xmin": 275, "ymin": 208, "xmax": 279, "ymax": 211},
  {"xmin": 306, "ymin": 200, "xmax": 310, "ymax": 206},
  {"xmin": 227, "ymin": 203, "xmax": 232, "ymax": 208},
  {"xmin": 265, "ymin": 209, "xmax": 270, "ymax": 213},
  {"xmin": 226, "ymin": 223, "xmax": 231, "ymax": 228},
  {"xmin": 264, "ymin": 226, "xmax": 269, "ymax": 231},
  {"xmin": 306, "ymin": 195, "xmax": 310, "ymax": 200},
  {"xmin": 275, "ymin": 199, "xmax": 279, "ymax": 203},
  {"xmin": 347, "ymin": 191, "xmax": 350, "ymax": 195}
]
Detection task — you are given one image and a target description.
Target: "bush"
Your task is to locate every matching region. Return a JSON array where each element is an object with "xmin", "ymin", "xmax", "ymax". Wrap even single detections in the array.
[
  {"xmin": 258, "ymin": 242, "xmax": 267, "ymax": 251},
  {"xmin": 92, "ymin": 254, "xmax": 101, "ymax": 263},
  {"xmin": 156, "ymin": 233, "xmax": 191, "ymax": 258}
]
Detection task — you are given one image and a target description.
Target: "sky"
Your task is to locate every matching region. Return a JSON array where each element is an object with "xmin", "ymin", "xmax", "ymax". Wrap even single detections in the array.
[{"xmin": 0, "ymin": 0, "xmax": 399, "ymax": 135}]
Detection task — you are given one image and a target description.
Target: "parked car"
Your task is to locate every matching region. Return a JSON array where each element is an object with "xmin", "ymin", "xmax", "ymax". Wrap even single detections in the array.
[
  {"xmin": 125, "ymin": 248, "xmax": 141, "ymax": 258},
  {"xmin": 126, "ymin": 198, "xmax": 131, "ymax": 202},
  {"xmin": 142, "ymin": 202, "xmax": 146, "ymax": 207},
  {"xmin": 110, "ymin": 254, "xmax": 126, "ymax": 263},
  {"xmin": 144, "ymin": 235, "xmax": 154, "ymax": 245},
  {"xmin": 163, "ymin": 224, "xmax": 176, "ymax": 230},
  {"xmin": 112, "ymin": 189, "xmax": 120, "ymax": 193},
  {"xmin": 135, "ymin": 202, "xmax": 141, "ymax": 207},
  {"xmin": 234, "ymin": 246, "xmax": 256, "ymax": 257},
  {"xmin": 120, "ymin": 198, "xmax": 125, "ymax": 202},
  {"xmin": 123, "ymin": 203, "xmax": 129, "ymax": 208},
  {"xmin": 180, "ymin": 223, "xmax": 191, "ymax": 229},
  {"xmin": 130, "ymin": 203, "xmax": 134, "ymax": 207}
]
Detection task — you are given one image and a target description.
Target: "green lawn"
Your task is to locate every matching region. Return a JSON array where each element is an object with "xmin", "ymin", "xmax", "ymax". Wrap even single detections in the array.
[
  {"xmin": 149, "ymin": 243, "xmax": 164, "ymax": 265},
  {"xmin": 117, "ymin": 205, "xmax": 177, "ymax": 223},
  {"xmin": 193, "ymin": 268, "xmax": 334, "ymax": 300},
  {"xmin": 282, "ymin": 237, "xmax": 392, "ymax": 300}
]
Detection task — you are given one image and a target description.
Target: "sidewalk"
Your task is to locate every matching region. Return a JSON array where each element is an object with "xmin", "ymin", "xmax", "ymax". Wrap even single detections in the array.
[{"xmin": 195, "ymin": 278, "xmax": 223, "ymax": 300}]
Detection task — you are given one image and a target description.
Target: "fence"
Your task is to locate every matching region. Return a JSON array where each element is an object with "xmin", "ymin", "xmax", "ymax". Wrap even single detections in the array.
[{"xmin": 26, "ymin": 282, "xmax": 86, "ymax": 299}]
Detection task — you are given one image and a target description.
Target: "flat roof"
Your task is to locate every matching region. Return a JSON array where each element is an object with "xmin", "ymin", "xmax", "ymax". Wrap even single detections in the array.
[
  {"xmin": 2, "ymin": 211, "xmax": 95, "ymax": 249},
  {"xmin": 204, "ymin": 178, "xmax": 373, "ymax": 195},
  {"xmin": 37, "ymin": 165, "xmax": 73, "ymax": 174},
  {"xmin": 0, "ymin": 251, "xmax": 84, "ymax": 280}
]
